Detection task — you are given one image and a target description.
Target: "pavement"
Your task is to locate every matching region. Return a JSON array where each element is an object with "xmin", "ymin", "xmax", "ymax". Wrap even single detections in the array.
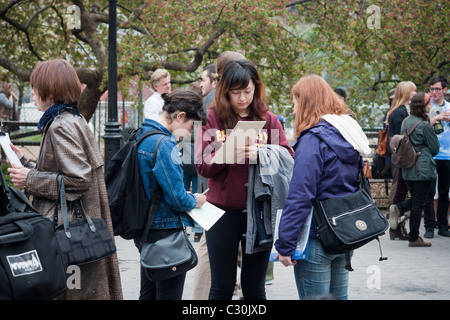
[{"xmin": 116, "ymin": 212, "xmax": 450, "ymax": 300}]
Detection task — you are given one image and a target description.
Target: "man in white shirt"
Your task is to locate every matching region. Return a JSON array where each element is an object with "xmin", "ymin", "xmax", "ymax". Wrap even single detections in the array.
[{"xmin": 143, "ymin": 69, "xmax": 171, "ymax": 120}]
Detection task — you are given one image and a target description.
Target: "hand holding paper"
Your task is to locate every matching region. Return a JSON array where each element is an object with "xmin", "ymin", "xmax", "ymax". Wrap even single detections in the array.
[
  {"xmin": 187, "ymin": 201, "xmax": 225, "ymax": 231},
  {"xmin": 0, "ymin": 133, "xmax": 22, "ymax": 168}
]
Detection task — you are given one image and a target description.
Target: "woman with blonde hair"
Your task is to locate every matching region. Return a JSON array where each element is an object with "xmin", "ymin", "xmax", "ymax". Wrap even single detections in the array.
[
  {"xmin": 143, "ymin": 69, "xmax": 171, "ymax": 120},
  {"xmin": 275, "ymin": 74, "xmax": 371, "ymax": 300},
  {"xmin": 386, "ymin": 81, "xmax": 417, "ymax": 240}
]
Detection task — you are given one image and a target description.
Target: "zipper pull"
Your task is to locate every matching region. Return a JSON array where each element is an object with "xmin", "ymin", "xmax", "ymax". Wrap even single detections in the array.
[{"xmin": 332, "ymin": 217, "xmax": 337, "ymax": 226}]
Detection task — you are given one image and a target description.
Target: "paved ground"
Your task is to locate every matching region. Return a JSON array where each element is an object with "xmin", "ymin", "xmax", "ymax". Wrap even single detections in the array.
[{"xmin": 116, "ymin": 213, "xmax": 450, "ymax": 300}]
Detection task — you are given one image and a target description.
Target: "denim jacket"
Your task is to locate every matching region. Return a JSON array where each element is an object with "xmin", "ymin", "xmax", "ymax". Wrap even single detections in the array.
[{"xmin": 137, "ymin": 119, "xmax": 197, "ymax": 229}]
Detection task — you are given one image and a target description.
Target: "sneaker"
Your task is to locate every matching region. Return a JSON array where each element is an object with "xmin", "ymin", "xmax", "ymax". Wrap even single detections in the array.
[
  {"xmin": 424, "ymin": 229, "xmax": 434, "ymax": 239},
  {"xmin": 438, "ymin": 228, "xmax": 450, "ymax": 237},
  {"xmin": 389, "ymin": 205, "xmax": 400, "ymax": 230},
  {"xmin": 408, "ymin": 236, "xmax": 431, "ymax": 247}
]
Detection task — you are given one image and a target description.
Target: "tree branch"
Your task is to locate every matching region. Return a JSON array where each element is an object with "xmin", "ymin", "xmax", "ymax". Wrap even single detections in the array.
[
  {"xmin": 0, "ymin": 56, "xmax": 31, "ymax": 82},
  {"xmin": 286, "ymin": 0, "xmax": 312, "ymax": 8}
]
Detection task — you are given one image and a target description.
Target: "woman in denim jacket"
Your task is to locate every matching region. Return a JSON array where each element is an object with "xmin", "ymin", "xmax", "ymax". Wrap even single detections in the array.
[{"xmin": 136, "ymin": 89, "xmax": 207, "ymax": 300}]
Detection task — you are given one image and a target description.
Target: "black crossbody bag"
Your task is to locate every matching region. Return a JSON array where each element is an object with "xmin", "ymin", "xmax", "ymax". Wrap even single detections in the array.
[
  {"xmin": 313, "ymin": 160, "xmax": 389, "ymax": 271},
  {"xmin": 138, "ymin": 136, "xmax": 197, "ymax": 281}
]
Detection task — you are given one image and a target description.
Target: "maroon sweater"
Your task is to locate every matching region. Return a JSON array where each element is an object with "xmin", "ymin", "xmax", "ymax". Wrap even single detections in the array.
[{"xmin": 195, "ymin": 107, "xmax": 294, "ymax": 210}]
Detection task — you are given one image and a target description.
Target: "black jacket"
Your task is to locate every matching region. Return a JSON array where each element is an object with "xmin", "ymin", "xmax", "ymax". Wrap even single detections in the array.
[{"xmin": 387, "ymin": 105, "xmax": 408, "ymax": 155}]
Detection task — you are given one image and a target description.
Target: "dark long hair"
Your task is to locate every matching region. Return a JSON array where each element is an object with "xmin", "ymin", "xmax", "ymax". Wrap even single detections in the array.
[
  {"xmin": 410, "ymin": 92, "xmax": 430, "ymax": 122},
  {"xmin": 214, "ymin": 60, "xmax": 267, "ymax": 129}
]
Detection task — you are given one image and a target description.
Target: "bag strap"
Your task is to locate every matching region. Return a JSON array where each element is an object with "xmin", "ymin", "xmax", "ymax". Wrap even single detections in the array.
[
  {"xmin": 54, "ymin": 174, "xmax": 71, "ymax": 238},
  {"xmin": 53, "ymin": 174, "xmax": 96, "ymax": 237},
  {"xmin": 139, "ymin": 133, "xmax": 168, "ymax": 244},
  {"xmin": 357, "ymin": 157, "xmax": 371, "ymax": 195},
  {"xmin": 402, "ymin": 118, "xmax": 422, "ymax": 136}
]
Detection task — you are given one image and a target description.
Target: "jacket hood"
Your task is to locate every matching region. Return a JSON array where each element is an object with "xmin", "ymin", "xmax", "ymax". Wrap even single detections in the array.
[
  {"xmin": 299, "ymin": 119, "xmax": 364, "ymax": 165},
  {"xmin": 321, "ymin": 114, "xmax": 371, "ymax": 157}
]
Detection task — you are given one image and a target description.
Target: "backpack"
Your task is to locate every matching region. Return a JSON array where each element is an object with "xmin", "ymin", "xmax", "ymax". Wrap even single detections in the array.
[
  {"xmin": 105, "ymin": 128, "xmax": 168, "ymax": 240},
  {"xmin": 389, "ymin": 119, "xmax": 423, "ymax": 169}
]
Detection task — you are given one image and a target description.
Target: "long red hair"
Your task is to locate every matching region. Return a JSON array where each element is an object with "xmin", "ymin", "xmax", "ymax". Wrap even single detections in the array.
[{"xmin": 292, "ymin": 75, "xmax": 353, "ymax": 136}]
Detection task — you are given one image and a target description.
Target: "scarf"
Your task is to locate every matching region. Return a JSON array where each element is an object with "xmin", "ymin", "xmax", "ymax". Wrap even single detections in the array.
[
  {"xmin": 321, "ymin": 114, "xmax": 371, "ymax": 156},
  {"xmin": 38, "ymin": 103, "xmax": 81, "ymax": 133}
]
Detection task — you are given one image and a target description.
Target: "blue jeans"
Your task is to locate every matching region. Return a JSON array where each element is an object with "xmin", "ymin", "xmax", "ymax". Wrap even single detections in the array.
[{"xmin": 293, "ymin": 238, "xmax": 349, "ymax": 300}]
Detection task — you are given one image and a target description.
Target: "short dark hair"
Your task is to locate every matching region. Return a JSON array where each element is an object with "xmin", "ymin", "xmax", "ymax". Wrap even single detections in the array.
[
  {"xmin": 161, "ymin": 89, "xmax": 207, "ymax": 125},
  {"xmin": 203, "ymin": 64, "xmax": 218, "ymax": 82},
  {"xmin": 30, "ymin": 59, "xmax": 81, "ymax": 104},
  {"xmin": 410, "ymin": 92, "xmax": 429, "ymax": 121},
  {"xmin": 430, "ymin": 76, "xmax": 447, "ymax": 89},
  {"xmin": 334, "ymin": 88, "xmax": 347, "ymax": 100}
]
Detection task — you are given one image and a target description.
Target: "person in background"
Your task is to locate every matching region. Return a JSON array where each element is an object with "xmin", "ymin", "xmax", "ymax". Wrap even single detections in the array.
[
  {"xmin": 143, "ymin": 69, "xmax": 171, "ymax": 120},
  {"xmin": 200, "ymin": 64, "xmax": 218, "ymax": 105},
  {"xmin": 373, "ymin": 89, "xmax": 395, "ymax": 180},
  {"xmin": 0, "ymin": 82, "xmax": 15, "ymax": 120},
  {"xmin": 387, "ymin": 81, "xmax": 416, "ymax": 239},
  {"xmin": 136, "ymin": 89, "xmax": 207, "ymax": 300},
  {"xmin": 426, "ymin": 76, "xmax": 450, "ymax": 238},
  {"xmin": 275, "ymin": 74, "xmax": 371, "ymax": 300},
  {"xmin": 183, "ymin": 66, "xmax": 218, "ymax": 241},
  {"xmin": 393, "ymin": 93, "xmax": 440, "ymax": 246},
  {"xmin": 334, "ymin": 88, "xmax": 347, "ymax": 102},
  {"xmin": 8, "ymin": 58, "xmax": 123, "ymax": 300},
  {"xmin": 196, "ymin": 59, "xmax": 294, "ymax": 300}
]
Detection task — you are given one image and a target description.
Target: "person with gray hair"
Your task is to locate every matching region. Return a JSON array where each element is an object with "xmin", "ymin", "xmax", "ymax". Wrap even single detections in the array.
[{"xmin": 143, "ymin": 69, "xmax": 171, "ymax": 120}]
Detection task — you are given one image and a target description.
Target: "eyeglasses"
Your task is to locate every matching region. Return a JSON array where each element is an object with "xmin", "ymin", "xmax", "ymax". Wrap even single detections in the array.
[{"xmin": 429, "ymin": 87, "xmax": 443, "ymax": 92}]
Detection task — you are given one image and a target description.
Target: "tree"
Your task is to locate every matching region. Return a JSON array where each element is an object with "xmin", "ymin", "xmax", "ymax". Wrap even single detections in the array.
[
  {"xmin": 0, "ymin": 0, "xmax": 305, "ymax": 121},
  {"xmin": 294, "ymin": 0, "xmax": 449, "ymax": 124}
]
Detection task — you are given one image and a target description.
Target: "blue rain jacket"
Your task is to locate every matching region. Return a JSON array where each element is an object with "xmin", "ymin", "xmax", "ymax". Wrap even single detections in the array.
[{"xmin": 275, "ymin": 120, "xmax": 362, "ymax": 257}]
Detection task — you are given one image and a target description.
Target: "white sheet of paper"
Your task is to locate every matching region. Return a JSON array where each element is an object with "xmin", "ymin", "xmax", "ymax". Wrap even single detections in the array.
[
  {"xmin": 210, "ymin": 121, "xmax": 266, "ymax": 164},
  {"xmin": 187, "ymin": 201, "xmax": 225, "ymax": 231},
  {"xmin": 0, "ymin": 133, "xmax": 22, "ymax": 168}
]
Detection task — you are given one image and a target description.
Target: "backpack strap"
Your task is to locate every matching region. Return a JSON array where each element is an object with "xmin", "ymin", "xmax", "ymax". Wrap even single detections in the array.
[
  {"xmin": 402, "ymin": 119, "xmax": 424, "ymax": 176},
  {"xmin": 402, "ymin": 118, "xmax": 423, "ymax": 136},
  {"xmin": 138, "ymin": 132, "xmax": 169, "ymax": 244}
]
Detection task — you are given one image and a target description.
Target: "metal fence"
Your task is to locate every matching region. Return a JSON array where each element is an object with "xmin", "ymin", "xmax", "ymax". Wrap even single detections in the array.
[
  {"xmin": 2, "ymin": 104, "xmax": 392, "ymax": 209},
  {"xmin": 1, "ymin": 101, "xmax": 143, "ymax": 162},
  {"xmin": 91, "ymin": 99, "xmax": 143, "ymax": 147}
]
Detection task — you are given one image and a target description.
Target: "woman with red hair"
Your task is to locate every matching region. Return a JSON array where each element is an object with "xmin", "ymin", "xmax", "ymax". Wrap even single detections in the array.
[{"xmin": 275, "ymin": 74, "xmax": 370, "ymax": 300}]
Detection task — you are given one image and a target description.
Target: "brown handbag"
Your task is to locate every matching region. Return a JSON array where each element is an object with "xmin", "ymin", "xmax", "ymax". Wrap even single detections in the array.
[{"xmin": 376, "ymin": 126, "xmax": 389, "ymax": 157}]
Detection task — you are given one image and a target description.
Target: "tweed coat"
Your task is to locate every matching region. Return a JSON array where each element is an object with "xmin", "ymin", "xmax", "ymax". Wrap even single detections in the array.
[{"xmin": 22, "ymin": 110, "xmax": 123, "ymax": 300}]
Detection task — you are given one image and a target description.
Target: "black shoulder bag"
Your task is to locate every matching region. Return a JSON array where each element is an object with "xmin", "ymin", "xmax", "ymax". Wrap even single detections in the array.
[
  {"xmin": 139, "ymin": 137, "xmax": 197, "ymax": 281},
  {"xmin": 313, "ymin": 159, "xmax": 389, "ymax": 271},
  {"xmin": 53, "ymin": 174, "xmax": 116, "ymax": 267}
]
